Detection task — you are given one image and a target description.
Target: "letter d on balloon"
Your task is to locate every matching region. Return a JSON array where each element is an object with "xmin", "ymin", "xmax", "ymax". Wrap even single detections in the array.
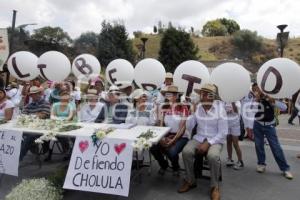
[{"xmin": 260, "ymin": 66, "xmax": 283, "ymax": 94}]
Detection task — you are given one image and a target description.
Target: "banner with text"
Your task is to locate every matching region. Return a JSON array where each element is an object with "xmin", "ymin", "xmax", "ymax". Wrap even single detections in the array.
[
  {"xmin": 0, "ymin": 129, "xmax": 23, "ymax": 176},
  {"xmin": 63, "ymin": 136, "xmax": 133, "ymax": 197}
]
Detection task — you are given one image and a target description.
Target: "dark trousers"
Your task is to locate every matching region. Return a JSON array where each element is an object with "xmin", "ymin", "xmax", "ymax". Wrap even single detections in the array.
[
  {"xmin": 288, "ymin": 106, "xmax": 299, "ymax": 123},
  {"xmin": 150, "ymin": 137, "xmax": 188, "ymax": 171}
]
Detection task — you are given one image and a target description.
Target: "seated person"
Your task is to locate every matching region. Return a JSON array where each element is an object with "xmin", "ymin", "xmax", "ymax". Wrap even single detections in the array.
[
  {"xmin": 45, "ymin": 90, "xmax": 76, "ymax": 161},
  {"xmin": 0, "ymin": 88, "xmax": 14, "ymax": 122},
  {"xmin": 79, "ymin": 89, "xmax": 105, "ymax": 123},
  {"xmin": 20, "ymin": 86, "xmax": 51, "ymax": 161},
  {"xmin": 178, "ymin": 84, "xmax": 228, "ymax": 200},
  {"xmin": 150, "ymin": 85, "xmax": 189, "ymax": 176},
  {"xmin": 95, "ymin": 85, "xmax": 128, "ymax": 124},
  {"xmin": 125, "ymin": 89, "xmax": 156, "ymax": 126}
]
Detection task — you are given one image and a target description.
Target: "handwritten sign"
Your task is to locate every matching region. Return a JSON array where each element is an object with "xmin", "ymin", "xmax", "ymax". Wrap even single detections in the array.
[
  {"xmin": 0, "ymin": 130, "xmax": 23, "ymax": 176},
  {"xmin": 64, "ymin": 137, "xmax": 133, "ymax": 197}
]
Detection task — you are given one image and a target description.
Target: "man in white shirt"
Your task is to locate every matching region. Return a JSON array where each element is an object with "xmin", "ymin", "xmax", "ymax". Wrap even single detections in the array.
[
  {"xmin": 79, "ymin": 89, "xmax": 104, "ymax": 122},
  {"xmin": 178, "ymin": 84, "xmax": 228, "ymax": 200}
]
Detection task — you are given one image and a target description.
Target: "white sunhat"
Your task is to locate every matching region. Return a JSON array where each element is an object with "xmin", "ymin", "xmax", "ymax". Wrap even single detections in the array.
[
  {"xmin": 108, "ymin": 85, "xmax": 121, "ymax": 94},
  {"xmin": 130, "ymin": 89, "xmax": 149, "ymax": 100}
]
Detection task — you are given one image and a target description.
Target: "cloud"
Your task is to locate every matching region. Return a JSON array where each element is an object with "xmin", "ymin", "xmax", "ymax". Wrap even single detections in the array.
[{"xmin": 0, "ymin": 0, "xmax": 299, "ymax": 39}]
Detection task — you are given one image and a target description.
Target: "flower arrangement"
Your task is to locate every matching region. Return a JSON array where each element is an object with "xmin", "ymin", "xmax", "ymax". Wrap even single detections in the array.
[
  {"xmin": 16, "ymin": 115, "xmax": 65, "ymax": 131},
  {"xmin": 133, "ymin": 129, "xmax": 156, "ymax": 151},
  {"xmin": 35, "ymin": 132, "xmax": 58, "ymax": 144},
  {"xmin": 5, "ymin": 178, "xmax": 63, "ymax": 200},
  {"xmin": 91, "ymin": 128, "xmax": 115, "ymax": 145}
]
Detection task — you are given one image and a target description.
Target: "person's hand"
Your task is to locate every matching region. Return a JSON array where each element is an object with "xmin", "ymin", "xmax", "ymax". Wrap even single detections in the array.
[{"xmin": 197, "ymin": 141, "xmax": 210, "ymax": 155}]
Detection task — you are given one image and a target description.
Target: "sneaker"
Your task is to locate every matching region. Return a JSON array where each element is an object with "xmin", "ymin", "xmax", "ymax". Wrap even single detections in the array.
[
  {"xmin": 256, "ymin": 165, "xmax": 266, "ymax": 173},
  {"xmin": 283, "ymin": 171, "xmax": 293, "ymax": 180},
  {"xmin": 233, "ymin": 161, "xmax": 244, "ymax": 170},
  {"xmin": 226, "ymin": 158, "xmax": 234, "ymax": 167}
]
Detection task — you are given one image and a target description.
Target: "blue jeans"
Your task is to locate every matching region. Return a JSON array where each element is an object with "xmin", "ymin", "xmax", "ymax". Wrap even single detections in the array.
[
  {"xmin": 253, "ymin": 121, "xmax": 290, "ymax": 171},
  {"xmin": 150, "ymin": 137, "xmax": 188, "ymax": 170}
]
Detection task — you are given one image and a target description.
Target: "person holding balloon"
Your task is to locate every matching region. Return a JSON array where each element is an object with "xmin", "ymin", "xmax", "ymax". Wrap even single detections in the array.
[
  {"xmin": 150, "ymin": 85, "xmax": 189, "ymax": 176},
  {"xmin": 225, "ymin": 101, "xmax": 244, "ymax": 170},
  {"xmin": 252, "ymin": 84, "xmax": 293, "ymax": 179}
]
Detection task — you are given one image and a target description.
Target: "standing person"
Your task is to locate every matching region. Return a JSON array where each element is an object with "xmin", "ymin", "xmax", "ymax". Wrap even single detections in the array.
[
  {"xmin": 294, "ymin": 92, "xmax": 300, "ymax": 125},
  {"xmin": 240, "ymin": 85, "xmax": 256, "ymax": 140},
  {"xmin": 125, "ymin": 89, "xmax": 156, "ymax": 126},
  {"xmin": 288, "ymin": 90, "xmax": 300, "ymax": 125},
  {"xmin": 44, "ymin": 81, "xmax": 54, "ymax": 103},
  {"xmin": 178, "ymin": 84, "xmax": 227, "ymax": 200},
  {"xmin": 0, "ymin": 88, "xmax": 14, "ymax": 122},
  {"xmin": 225, "ymin": 101, "xmax": 244, "ymax": 170},
  {"xmin": 65, "ymin": 80, "xmax": 81, "ymax": 109},
  {"xmin": 79, "ymin": 89, "xmax": 105, "ymax": 123},
  {"xmin": 252, "ymin": 84, "xmax": 293, "ymax": 179},
  {"xmin": 150, "ymin": 85, "xmax": 189, "ymax": 176}
]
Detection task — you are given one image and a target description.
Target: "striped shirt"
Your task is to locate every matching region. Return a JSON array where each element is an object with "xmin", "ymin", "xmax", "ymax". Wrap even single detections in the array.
[{"xmin": 22, "ymin": 98, "xmax": 51, "ymax": 118}]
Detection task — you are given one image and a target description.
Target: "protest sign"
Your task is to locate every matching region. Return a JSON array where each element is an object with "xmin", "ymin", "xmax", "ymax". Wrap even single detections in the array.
[
  {"xmin": 0, "ymin": 129, "xmax": 23, "ymax": 176},
  {"xmin": 64, "ymin": 137, "xmax": 133, "ymax": 197}
]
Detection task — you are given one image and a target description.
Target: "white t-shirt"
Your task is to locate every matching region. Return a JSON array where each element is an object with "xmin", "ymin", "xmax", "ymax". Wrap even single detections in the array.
[
  {"xmin": 6, "ymin": 88, "xmax": 22, "ymax": 106},
  {"xmin": 79, "ymin": 102, "xmax": 104, "ymax": 122},
  {"xmin": 0, "ymin": 99, "xmax": 14, "ymax": 120},
  {"xmin": 44, "ymin": 88, "xmax": 53, "ymax": 103},
  {"xmin": 70, "ymin": 90, "xmax": 81, "ymax": 105}
]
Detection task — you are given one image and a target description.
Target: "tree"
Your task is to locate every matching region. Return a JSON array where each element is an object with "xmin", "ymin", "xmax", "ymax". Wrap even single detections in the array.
[
  {"xmin": 31, "ymin": 26, "xmax": 72, "ymax": 46},
  {"xmin": 159, "ymin": 27, "xmax": 198, "ymax": 72},
  {"xmin": 98, "ymin": 21, "xmax": 135, "ymax": 66},
  {"xmin": 202, "ymin": 20, "xmax": 227, "ymax": 36},
  {"xmin": 73, "ymin": 32, "xmax": 98, "ymax": 55},
  {"xmin": 231, "ymin": 29, "xmax": 263, "ymax": 55},
  {"xmin": 133, "ymin": 31, "xmax": 143, "ymax": 38},
  {"xmin": 202, "ymin": 18, "xmax": 240, "ymax": 36},
  {"xmin": 219, "ymin": 18, "xmax": 240, "ymax": 35},
  {"xmin": 153, "ymin": 26, "xmax": 158, "ymax": 33}
]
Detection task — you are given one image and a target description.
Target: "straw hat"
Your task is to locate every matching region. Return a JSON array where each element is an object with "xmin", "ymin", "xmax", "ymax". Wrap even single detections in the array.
[
  {"xmin": 165, "ymin": 72, "xmax": 173, "ymax": 79},
  {"xmin": 131, "ymin": 89, "xmax": 149, "ymax": 100},
  {"xmin": 194, "ymin": 83, "xmax": 219, "ymax": 97},
  {"xmin": 29, "ymin": 86, "xmax": 43, "ymax": 94},
  {"xmin": 161, "ymin": 85, "xmax": 183, "ymax": 95},
  {"xmin": 108, "ymin": 85, "xmax": 121, "ymax": 94},
  {"xmin": 85, "ymin": 89, "xmax": 98, "ymax": 98}
]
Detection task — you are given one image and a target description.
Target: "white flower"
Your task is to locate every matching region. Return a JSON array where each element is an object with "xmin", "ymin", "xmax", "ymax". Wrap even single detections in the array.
[
  {"xmin": 96, "ymin": 130, "xmax": 106, "ymax": 139},
  {"xmin": 34, "ymin": 138, "xmax": 44, "ymax": 144}
]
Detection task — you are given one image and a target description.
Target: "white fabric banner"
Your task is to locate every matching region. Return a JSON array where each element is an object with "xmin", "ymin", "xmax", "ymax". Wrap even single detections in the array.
[
  {"xmin": 0, "ymin": 28, "xmax": 9, "ymax": 71},
  {"xmin": 64, "ymin": 136, "xmax": 133, "ymax": 197},
  {"xmin": 0, "ymin": 129, "xmax": 23, "ymax": 176}
]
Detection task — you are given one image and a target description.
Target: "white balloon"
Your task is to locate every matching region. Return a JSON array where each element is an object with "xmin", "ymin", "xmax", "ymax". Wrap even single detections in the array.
[
  {"xmin": 37, "ymin": 51, "xmax": 71, "ymax": 81},
  {"xmin": 7, "ymin": 51, "xmax": 39, "ymax": 81},
  {"xmin": 134, "ymin": 58, "xmax": 166, "ymax": 91},
  {"xmin": 173, "ymin": 60, "xmax": 210, "ymax": 95},
  {"xmin": 106, "ymin": 59, "xmax": 134, "ymax": 89},
  {"xmin": 257, "ymin": 58, "xmax": 300, "ymax": 98},
  {"xmin": 72, "ymin": 54, "xmax": 101, "ymax": 81},
  {"xmin": 211, "ymin": 62, "xmax": 251, "ymax": 102}
]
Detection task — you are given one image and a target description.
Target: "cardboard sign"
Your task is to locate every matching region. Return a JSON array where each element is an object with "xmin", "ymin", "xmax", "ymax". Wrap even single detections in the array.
[
  {"xmin": 0, "ymin": 129, "xmax": 23, "ymax": 176},
  {"xmin": 64, "ymin": 137, "xmax": 133, "ymax": 197}
]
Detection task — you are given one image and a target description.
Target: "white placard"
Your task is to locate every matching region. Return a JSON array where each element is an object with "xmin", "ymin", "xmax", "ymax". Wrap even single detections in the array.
[
  {"xmin": 0, "ymin": 129, "xmax": 23, "ymax": 176},
  {"xmin": 64, "ymin": 136, "xmax": 133, "ymax": 197}
]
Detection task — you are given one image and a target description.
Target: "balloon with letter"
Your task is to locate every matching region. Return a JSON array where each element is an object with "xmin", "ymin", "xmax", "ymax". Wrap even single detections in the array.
[
  {"xmin": 72, "ymin": 54, "xmax": 101, "ymax": 81},
  {"xmin": 37, "ymin": 51, "xmax": 71, "ymax": 81},
  {"xmin": 210, "ymin": 62, "xmax": 251, "ymax": 102},
  {"xmin": 134, "ymin": 58, "xmax": 166, "ymax": 91},
  {"xmin": 257, "ymin": 58, "xmax": 300, "ymax": 98},
  {"xmin": 106, "ymin": 59, "xmax": 134, "ymax": 89},
  {"xmin": 7, "ymin": 51, "xmax": 39, "ymax": 81},
  {"xmin": 173, "ymin": 60, "xmax": 210, "ymax": 96}
]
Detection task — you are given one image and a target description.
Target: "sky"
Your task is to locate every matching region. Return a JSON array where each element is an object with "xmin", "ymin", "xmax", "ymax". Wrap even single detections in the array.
[{"xmin": 0, "ymin": 0, "xmax": 299, "ymax": 39}]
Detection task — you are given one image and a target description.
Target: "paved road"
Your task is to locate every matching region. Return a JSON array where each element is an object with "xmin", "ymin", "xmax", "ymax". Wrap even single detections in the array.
[{"xmin": 1, "ymin": 114, "xmax": 299, "ymax": 200}]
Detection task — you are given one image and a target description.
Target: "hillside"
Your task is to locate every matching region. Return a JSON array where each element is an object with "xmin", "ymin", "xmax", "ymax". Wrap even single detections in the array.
[{"xmin": 132, "ymin": 34, "xmax": 300, "ymax": 72}]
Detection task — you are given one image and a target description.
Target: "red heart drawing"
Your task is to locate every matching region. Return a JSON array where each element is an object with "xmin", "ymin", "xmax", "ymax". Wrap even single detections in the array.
[
  {"xmin": 114, "ymin": 143, "xmax": 126, "ymax": 155},
  {"xmin": 79, "ymin": 140, "xmax": 89, "ymax": 153}
]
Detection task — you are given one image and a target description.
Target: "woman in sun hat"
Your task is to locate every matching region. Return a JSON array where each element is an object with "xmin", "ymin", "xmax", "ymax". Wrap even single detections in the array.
[
  {"xmin": 79, "ymin": 89, "xmax": 105, "ymax": 123},
  {"xmin": 150, "ymin": 85, "xmax": 190, "ymax": 176},
  {"xmin": 0, "ymin": 87, "xmax": 14, "ymax": 121},
  {"xmin": 125, "ymin": 89, "xmax": 156, "ymax": 126},
  {"xmin": 179, "ymin": 83, "xmax": 227, "ymax": 200}
]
